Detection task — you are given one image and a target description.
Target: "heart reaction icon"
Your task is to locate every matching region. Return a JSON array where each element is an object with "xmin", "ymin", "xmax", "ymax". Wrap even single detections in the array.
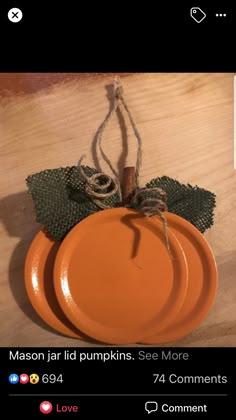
[
  {"xmin": 39, "ymin": 401, "xmax": 53, "ymax": 414},
  {"xmin": 20, "ymin": 374, "xmax": 29, "ymax": 384}
]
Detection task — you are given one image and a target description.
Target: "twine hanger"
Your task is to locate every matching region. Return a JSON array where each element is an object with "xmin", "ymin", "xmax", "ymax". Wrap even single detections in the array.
[{"xmin": 78, "ymin": 76, "xmax": 170, "ymax": 252}]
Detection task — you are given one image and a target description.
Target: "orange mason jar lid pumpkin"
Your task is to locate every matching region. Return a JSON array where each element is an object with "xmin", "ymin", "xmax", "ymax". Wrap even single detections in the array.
[{"xmin": 53, "ymin": 208, "xmax": 188, "ymax": 344}]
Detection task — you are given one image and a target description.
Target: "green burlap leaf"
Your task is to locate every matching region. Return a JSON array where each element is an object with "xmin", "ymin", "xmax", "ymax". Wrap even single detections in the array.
[
  {"xmin": 26, "ymin": 167, "xmax": 216, "ymax": 241},
  {"xmin": 26, "ymin": 165, "xmax": 120, "ymax": 241},
  {"xmin": 146, "ymin": 176, "xmax": 216, "ymax": 233}
]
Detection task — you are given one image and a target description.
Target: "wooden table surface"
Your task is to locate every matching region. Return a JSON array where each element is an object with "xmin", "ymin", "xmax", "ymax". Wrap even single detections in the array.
[{"xmin": 0, "ymin": 73, "xmax": 235, "ymax": 347}]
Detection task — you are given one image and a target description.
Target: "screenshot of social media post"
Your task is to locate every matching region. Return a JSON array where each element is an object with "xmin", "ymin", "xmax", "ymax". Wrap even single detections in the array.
[{"xmin": 0, "ymin": 73, "xmax": 235, "ymax": 417}]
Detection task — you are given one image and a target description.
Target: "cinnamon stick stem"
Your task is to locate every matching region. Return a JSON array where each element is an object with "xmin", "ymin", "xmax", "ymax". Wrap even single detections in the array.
[{"xmin": 122, "ymin": 166, "xmax": 135, "ymax": 205}]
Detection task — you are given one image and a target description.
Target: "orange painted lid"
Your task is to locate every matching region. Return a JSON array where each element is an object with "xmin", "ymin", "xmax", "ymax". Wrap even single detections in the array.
[
  {"xmin": 53, "ymin": 208, "xmax": 188, "ymax": 344},
  {"xmin": 141, "ymin": 212, "xmax": 218, "ymax": 344},
  {"xmin": 24, "ymin": 230, "xmax": 84, "ymax": 339}
]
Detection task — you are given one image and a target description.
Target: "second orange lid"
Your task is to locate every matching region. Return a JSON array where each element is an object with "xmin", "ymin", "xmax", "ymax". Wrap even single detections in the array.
[
  {"xmin": 53, "ymin": 208, "xmax": 188, "ymax": 344},
  {"xmin": 24, "ymin": 230, "xmax": 83, "ymax": 339},
  {"xmin": 141, "ymin": 212, "xmax": 218, "ymax": 344}
]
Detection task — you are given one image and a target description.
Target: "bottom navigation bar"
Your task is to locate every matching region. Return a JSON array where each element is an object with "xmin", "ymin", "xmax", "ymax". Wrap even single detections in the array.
[{"xmin": 8, "ymin": 395, "xmax": 231, "ymax": 418}]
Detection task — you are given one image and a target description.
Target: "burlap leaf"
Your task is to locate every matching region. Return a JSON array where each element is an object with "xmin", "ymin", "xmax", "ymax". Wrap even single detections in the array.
[
  {"xmin": 146, "ymin": 176, "xmax": 216, "ymax": 233},
  {"xmin": 26, "ymin": 167, "xmax": 216, "ymax": 241},
  {"xmin": 26, "ymin": 165, "xmax": 120, "ymax": 241}
]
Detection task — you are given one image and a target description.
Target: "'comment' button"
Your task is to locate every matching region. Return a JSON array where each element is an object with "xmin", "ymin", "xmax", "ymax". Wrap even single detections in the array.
[{"xmin": 145, "ymin": 401, "xmax": 158, "ymax": 414}]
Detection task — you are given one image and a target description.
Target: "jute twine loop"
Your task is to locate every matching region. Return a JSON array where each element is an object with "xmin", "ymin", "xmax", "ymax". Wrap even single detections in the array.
[
  {"xmin": 78, "ymin": 156, "xmax": 120, "ymax": 210},
  {"xmin": 78, "ymin": 76, "xmax": 170, "ymax": 251},
  {"xmin": 131, "ymin": 187, "xmax": 168, "ymax": 213},
  {"xmin": 131, "ymin": 187, "xmax": 170, "ymax": 252},
  {"xmin": 113, "ymin": 76, "xmax": 142, "ymax": 188}
]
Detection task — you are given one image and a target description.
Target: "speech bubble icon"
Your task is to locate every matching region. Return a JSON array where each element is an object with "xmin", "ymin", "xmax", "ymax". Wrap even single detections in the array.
[{"xmin": 145, "ymin": 401, "xmax": 158, "ymax": 414}]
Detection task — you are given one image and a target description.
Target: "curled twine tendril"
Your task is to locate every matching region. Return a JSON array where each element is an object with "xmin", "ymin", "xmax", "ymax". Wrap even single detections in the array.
[
  {"xmin": 77, "ymin": 76, "xmax": 171, "ymax": 253},
  {"xmin": 78, "ymin": 156, "xmax": 120, "ymax": 209},
  {"xmin": 131, "ymin": 188, "xmax": 170, "ymax": 253}
]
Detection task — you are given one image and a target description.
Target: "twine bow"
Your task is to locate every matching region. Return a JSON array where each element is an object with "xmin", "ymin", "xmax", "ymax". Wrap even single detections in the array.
[
  {"xmin": 78, "ymin": 76, "xmax": 171, "ymax": 251},
  {"xmin": 25, "ymin": 77, "xmax": 216, "ymax": 242}
]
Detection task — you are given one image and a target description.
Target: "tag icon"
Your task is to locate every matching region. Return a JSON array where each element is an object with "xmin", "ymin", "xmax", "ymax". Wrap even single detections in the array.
[{"xmin": 190, "ymin": 7, "xmax": 206, "ymax": 23}]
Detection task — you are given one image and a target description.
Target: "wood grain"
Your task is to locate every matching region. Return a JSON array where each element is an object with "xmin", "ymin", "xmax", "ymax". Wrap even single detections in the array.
[{"xmin": 0, "ymin": 73, "xmax": 235, "ymax": 347}]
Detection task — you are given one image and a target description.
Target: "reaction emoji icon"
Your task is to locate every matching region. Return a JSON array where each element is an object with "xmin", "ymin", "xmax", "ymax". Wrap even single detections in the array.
[
  {"xmin": 20, "ymin": 374, "xmax": 29, "ymax": 384},
  {"xmin": 39, "ymin": 401, "xmax": 53, "ymax": 414},
  {"xmin": 29, "ymin": 373, "xmax": 40, "ymax": 384},
  {"xmin": 8, "ymin": 373, "xmax": 19, "ymax": 384}
]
